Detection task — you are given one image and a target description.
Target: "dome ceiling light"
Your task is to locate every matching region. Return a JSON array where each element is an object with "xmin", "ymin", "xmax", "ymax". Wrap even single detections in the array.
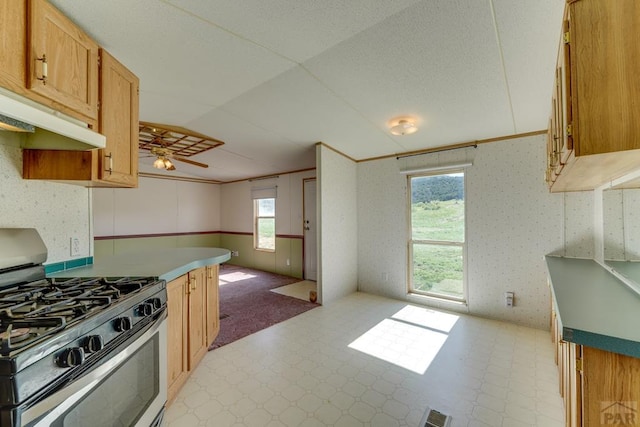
[{"xmin": 389, "ymin": 118, "xmax": 419, "ymax": 136}]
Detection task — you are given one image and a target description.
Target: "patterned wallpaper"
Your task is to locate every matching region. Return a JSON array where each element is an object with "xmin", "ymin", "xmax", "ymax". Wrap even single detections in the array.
[
  {"xmin": 562, "ymin": 191, "xmax": 595, "ymax": 258},
  {"xmin": 357, "ymin": 134, "xmax": 565, "ymax": 329},
  {"xmin": 0, "ymin": 133, "xmax": 92, "ymax": 263},
  {"xmin": 603, "ymin": 188, "xmax": 640, "ymax": 260}
]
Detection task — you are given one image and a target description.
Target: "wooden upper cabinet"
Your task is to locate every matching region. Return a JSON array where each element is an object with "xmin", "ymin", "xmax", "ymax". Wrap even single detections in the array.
[
  {"xmin": 548, "ymin": 0, "xmax": 640, "ymax": 192},
  {"xmin": 569, "ymin": 0, "xmax": 640, "ymax": 156},
  {"xmin": 22, "ymin": 48, "xmax": 139, "ymax": 188},
  {"xmin": 98, "ymin": 49, "xmax": 139, "ymax": 187},
  {"xmin": 0, "ymin": 0, "xmax": 27, "ymax": 93},
  {"xmin": 28, "ymin": 0, "xmax": 99, "ymax": 127}
]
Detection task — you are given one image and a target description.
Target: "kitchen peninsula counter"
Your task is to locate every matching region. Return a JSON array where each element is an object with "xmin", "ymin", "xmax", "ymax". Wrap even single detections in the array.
[
  {"xmin": 546, "ymin": 255, "xmax": 640, "ymax": 358},
  {"xmin": 48, "ymin": 247, "xmax": 231, "ymax": 282}
]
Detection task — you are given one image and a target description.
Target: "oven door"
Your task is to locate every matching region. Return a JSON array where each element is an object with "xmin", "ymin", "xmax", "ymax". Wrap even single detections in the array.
[{"xmin": 21, "ymin": 314, "xmax": 167, "ymax": 427}]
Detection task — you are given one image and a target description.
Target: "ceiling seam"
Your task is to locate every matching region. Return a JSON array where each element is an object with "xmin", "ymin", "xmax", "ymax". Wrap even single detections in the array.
[
  {"xmin": 159, "ymin": 0, "xmax": 299, "ymax": 66},
  {"xmin": 298, "ymin": 64, "xmax": 409, "ymax": 153},
  {"xmin": 488, "ymin": 0, "xmax": 517, "ymax": 134},
  {"xmin": 161, "ymin": 0, "xmax": 410, "ymax": 155}
]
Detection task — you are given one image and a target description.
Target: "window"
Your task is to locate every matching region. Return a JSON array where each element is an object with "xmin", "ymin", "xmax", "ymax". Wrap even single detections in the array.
[
  {"xmin": 254, "ymin": 198, "xmax": 275, "ymax": 251},
  {"xmin": 409, "ymin": 171, "xmax": 466, "ymax": 302}
]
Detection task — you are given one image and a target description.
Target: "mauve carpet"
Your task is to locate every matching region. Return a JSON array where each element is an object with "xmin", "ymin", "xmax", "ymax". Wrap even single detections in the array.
[{"xmin": 209, "ymin": 264, "xmax": 319, "ymax": 350}]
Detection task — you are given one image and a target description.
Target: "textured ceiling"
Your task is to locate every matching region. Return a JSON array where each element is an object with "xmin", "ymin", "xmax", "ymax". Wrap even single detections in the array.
[{"xmin": 50, "ymin": 0, "xmax": 564, "ymax": 182}]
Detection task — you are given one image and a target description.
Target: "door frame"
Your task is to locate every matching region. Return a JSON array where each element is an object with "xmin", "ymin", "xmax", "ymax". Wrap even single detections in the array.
[{"xmin": 302, "ymin": 177, "xmax": 317, "ymax": 281}]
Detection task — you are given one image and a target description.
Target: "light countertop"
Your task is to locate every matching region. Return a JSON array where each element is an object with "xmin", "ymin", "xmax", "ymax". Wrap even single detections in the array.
[
  {"xmin": 48, "ymin": 247, "xmax": 231, "ymax": 282},
  {"xmin": 546, "ymin": 255, "xmax": 640, "ymax": 358}
]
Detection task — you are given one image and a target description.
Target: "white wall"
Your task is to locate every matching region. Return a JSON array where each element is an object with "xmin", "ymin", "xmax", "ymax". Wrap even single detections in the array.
[
  {"xmin": 93, "ymin": 177, "xmax": 221, "ymax": 236},
  {"xmin": 219, "ymin": 170, "xmax": 316, "ymax": 235},
  {"xmin": 0, "ymin": 133, "xmax": 92, "ymax": 263},
  {"xmin": 357, "ymin": 134, "xmax": 565, "ymax": 329},
  {"xmin": 317, "ymin": 145, "xmax": 358, "ymax": 305}
]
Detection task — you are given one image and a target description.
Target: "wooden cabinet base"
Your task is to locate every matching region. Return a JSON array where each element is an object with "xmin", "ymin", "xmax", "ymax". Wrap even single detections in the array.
[
  {"xmin": 166, "ymin": 265, "xmax": 220, "ymax": 405},
  {"xmin": 167, "ymin": 275, "xmax": 189, "ymax": 404},
  {"xmin": 22, "ymin": 149, "xmax": 137, "ymax": 188},
  {"xmin": 550, "ymin": 149, "xmax": 640, "ymax": 192}
]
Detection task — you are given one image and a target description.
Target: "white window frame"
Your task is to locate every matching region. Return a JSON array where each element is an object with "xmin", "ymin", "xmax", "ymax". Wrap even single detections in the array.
[
  {"xmin": 254, "ymin": 198, "xmax": 275, "ymax": 252},
  {"xmin": 407, "ymin": 169, "xmax": 467, "ymax": 303}
]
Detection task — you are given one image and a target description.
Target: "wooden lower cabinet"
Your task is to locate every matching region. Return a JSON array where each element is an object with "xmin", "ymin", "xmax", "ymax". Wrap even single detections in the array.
[
  {"xmin": 206, "ymin": 265, "xmax": 220, "ymax": 345},
  {"xmin": 167, "ymin": 274, "xmax": 189, "ymax": 404},
  {"xmin": 166, "ymin": 265, "xmax": 220, "ymax": 404},
  {"xmin": 553, "ymin": 313, "xmax": 640, "ymax": 426},
  {"xmin": 187, "ymin": 267, "xmax": 208, "ymax": 370},
  {"xmin": 582, "ymin": 346, "xmax": 640, "ymax": 426}
]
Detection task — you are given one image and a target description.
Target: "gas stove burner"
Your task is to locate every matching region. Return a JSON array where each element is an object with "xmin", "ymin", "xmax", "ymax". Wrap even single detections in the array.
[
  {"xmin": 0, "ymin": 327, "xmax": 31, "ymax": 343},
  {"xmin": 0, "ymin": 317, "xmax": 66, "ymax": 355}
]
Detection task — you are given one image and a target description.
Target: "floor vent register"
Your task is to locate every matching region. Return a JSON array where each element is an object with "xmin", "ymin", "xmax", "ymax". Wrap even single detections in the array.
[{"xmin": 420, "ymin": 407, "xmax": 451, "ymax": 427}]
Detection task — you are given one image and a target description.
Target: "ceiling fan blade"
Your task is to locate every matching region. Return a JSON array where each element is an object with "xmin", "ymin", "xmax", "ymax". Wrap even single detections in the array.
[{"xmin": 172, "ymin": 155, "xmax": 209, "ymax": 168}]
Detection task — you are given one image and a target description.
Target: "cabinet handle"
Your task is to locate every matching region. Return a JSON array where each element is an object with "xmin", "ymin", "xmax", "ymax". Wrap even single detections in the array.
[
  {"xmin": 207, "ymin": 267, "xmax": 213, "ymax": 279},
  {"xmin": 36, "ymin": 54, "xmax": 48, "ymax": 85},
  {"xmin": 192, "ymin": 277, "xmax": 197, "ymax": 290},
  {"xmin": 104, "ymin": 153, "xmax": 113, "ymax": 174},
  {"xmin": 185, "ymin": 278, "xmax": 190, "ymax": 295}
]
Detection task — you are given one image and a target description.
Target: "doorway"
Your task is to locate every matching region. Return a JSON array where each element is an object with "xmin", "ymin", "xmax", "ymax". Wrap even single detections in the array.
[{"xmin": 303, "ymin": 178, "xmax": 317, "ymax": 281}]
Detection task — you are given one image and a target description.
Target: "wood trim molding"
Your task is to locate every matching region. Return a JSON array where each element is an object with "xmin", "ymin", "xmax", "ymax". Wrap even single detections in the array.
[
  {"xmin": 219, "ymin": 231, "xmax": 252, "ymax": 236},
  {"xmin": 223, "ymin": 167, "xmax": 316, "ymax": 184},
  {"xmin": 276, "ymin": 234, "xmax": 304, "ymax": 239},
  {"xmin": 94, "ymin": 231, "xmax": 305, "ymax": 240},
  {"xmin": 138, "ymin": 172, "xmax": 222, "ymax": 184},
  {"xmin": 358, "ymin": 129, "xmax": 547, "ymax": 163},
  {"xmin": 94, "ymin": 231, "xmax": 220, "ymax": 240},
  {"xmin": 316, "ymin": 142, "xmax": 357, "ymax": 162}
]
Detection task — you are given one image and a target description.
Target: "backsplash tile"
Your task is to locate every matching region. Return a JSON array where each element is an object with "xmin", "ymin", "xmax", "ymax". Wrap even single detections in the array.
[{"xmin": 44, "ymin": 257, "xmax": 93, "ymax": 275}]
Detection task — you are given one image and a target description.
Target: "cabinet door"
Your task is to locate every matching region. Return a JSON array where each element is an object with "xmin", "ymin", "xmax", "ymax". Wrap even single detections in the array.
[
  {"xmin": 557, "ymin": 16, "xmax": 573, "ymax": 167},
  {"xmin": 569, "ymin": 0, "xmax": 640, "ymax": 156},
  {"xmin": 98, "ymin": 49, "xmax": 139, "ymax": 187},
  {"xmin": 167, "ymin": 275, "xmax": 189, "ymax": 404},
  {"xmin": 583, "ymin": 346, "xmax": 640, "ymax": 426},
  {"xmin": 0, "ymin": 0, "xmax": 27, "ymax": 93},
  {"xmin": 206, "ymin": 265, "xmax": 220, "ymax": 345},
  {"xmin": 187, "ymin": 267, "xmax": 208, "ymax": 370},
  {"xmin": 28, "ymin": 0, "xmax": 99, "ymax": 125}
]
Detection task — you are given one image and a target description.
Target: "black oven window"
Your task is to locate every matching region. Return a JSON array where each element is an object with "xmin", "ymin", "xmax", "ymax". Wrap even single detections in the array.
[{"xmin": 52, "ymin": 337, "xmax": 159, "ymax": 427}]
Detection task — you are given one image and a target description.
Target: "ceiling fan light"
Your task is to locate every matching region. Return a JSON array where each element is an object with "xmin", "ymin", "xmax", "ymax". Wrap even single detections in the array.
[
  {"xmin": 153, "ymin": 158, "xmax": 166, "ymax": 169},
  {"xmin": 164, "ymin": 158, "xmax": 174, "ymax": 170},
  {"xmin": 390, "ymin": 119, "xmax": 418, "ymax": 136}
]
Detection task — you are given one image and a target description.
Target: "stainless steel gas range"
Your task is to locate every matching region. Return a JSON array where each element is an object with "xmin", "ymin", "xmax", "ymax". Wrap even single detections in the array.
[{"xmin": 0, "ymin": 229, "xmax": 167, "ymax": 427}]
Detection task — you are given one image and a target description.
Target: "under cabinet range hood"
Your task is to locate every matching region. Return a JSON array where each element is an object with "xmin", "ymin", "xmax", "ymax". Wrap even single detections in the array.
[{"xmin": 0, "ymin": 88, "xmax": 105, "ymax": 149}]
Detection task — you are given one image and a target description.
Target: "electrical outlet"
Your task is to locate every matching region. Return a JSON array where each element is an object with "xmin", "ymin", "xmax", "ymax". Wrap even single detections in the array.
[
  {"xmin": 70, "ymin": 237, "xmax": 80, "ymax": 256},
  {"xmin": 231, "ymin": 250, "xmax": 239, "ymax": 257},
  {"xmin": 505, "ymin": 291, "xmax": 514, "ymax": 307},
  {"xmin": 286, "ymin": 258, "xmax": 290, "ymax": 266}
]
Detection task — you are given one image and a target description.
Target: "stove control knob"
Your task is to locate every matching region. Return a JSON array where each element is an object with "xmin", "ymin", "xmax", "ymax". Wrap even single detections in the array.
[
  {"xmin": 57, "ymin": 347, "xmax": 85, "ymax": 368},
  {"xmin": 114, "ymin": 316, "xmax": 132, "ymax": 332},
  {"xmin": 138, "ymin": 303, "xmax": 153, "ymax": 316},
  {"xmin": 150, "ymin": 298, "xmax": 162, "ymax": 310},
  {"xmin": 84, "ymin": 335, "xmax": 104, "ymax": 353}
]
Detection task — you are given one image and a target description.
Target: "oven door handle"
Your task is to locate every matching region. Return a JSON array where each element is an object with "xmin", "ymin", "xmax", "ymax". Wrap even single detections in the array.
[{"xmin": 22, "ymin": 312, "xmax": 166, "ymax": 427}]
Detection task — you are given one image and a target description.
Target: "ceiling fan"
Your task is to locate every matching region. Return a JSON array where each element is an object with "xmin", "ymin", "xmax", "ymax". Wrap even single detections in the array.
[{"xmin": 138, "ymin": 122, "xmax": 225, "ymax": 171}]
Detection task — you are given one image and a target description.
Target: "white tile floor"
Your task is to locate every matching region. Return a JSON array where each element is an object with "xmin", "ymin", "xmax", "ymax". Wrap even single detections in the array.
[{"xmin": 164, "ymin": 292, "xmax": 564, "ymax": 427}]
